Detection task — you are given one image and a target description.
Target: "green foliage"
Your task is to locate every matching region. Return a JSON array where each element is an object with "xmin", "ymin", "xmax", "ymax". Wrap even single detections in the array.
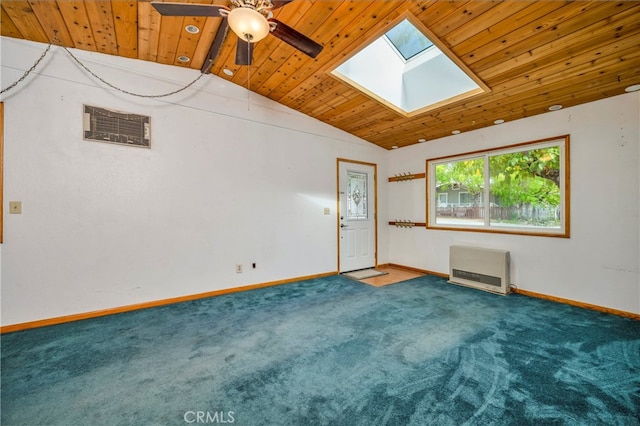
[
  {"xmin": 435, "ymin": 157, "xmax": 484, "ymax": 194},
  {"xmin": 435, "ymin": 147, "xmax": 560, "ymax": 208},
  {"xmin": 490, "ymin": 147, "xmax": 560, "ymax": 207}
]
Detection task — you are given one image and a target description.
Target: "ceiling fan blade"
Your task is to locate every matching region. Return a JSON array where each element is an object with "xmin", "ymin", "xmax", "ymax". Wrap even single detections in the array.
[
  {"xmin": 271, "ymin": 0, "xmax": 294, "ymax": 9},
  {"xmin": 235, "ymin": 39, "xmax": 254, "ymax": 66},
  {"xmin": 269, "ymin": 18, "xmax": 323, "ymax": 59},
  {"xmin": 150, "ymin": 2, "xmax": 228, "ymax": 17},
  {"xmin": 201, "ymin": 18, "xmax": 229, "ymax": 74}
]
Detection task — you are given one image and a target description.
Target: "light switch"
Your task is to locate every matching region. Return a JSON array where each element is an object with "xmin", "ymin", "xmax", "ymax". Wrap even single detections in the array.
[
  {"xmin": 9, "ymin": 201, "xmax": 22, "ymax": 214},
  {"xmin": 324, "ymin": 208, "xmax": 330, "ymax": 215}
]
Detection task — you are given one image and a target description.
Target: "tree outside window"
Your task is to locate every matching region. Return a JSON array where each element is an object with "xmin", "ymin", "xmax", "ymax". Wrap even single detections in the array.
[{"xmin": 428, "ymin": 136, "xmax": 569, "ymax": 237}]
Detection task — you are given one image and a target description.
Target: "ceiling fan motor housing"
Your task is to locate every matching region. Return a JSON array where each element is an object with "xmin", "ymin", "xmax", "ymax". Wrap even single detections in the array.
[{"xmin": 230, "ymin": 0, "xmax": 275, "ymax": 15}]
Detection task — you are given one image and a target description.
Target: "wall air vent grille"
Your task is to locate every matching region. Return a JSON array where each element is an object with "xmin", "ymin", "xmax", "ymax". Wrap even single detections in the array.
[{"xmin": 83, "ymin": 105, "xmax": 150, "ymax": 148}]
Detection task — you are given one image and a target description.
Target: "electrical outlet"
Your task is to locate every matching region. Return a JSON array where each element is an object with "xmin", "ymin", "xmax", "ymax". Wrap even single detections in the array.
[
  {"xmin": 9, "ymin": 201, "xmax": 22, "ymax": 214},
  {"xmin": 236, "ymin": 264, "xmax": 242, "ymax": 273},
  {"xmin": 324, "ymin": 207, "xmax": 330, "ymax": 215}
]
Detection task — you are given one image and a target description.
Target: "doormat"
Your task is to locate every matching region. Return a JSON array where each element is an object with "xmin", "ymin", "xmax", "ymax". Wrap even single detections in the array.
[{"xmin": 342, "ymin": 269, "xmax": 388, "ymax": 280}]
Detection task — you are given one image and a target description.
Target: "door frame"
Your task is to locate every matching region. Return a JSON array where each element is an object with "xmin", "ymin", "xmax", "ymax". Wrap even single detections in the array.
[{"xmin": 336, "ymin": 158, "xmax": 378, "ymax": 272}]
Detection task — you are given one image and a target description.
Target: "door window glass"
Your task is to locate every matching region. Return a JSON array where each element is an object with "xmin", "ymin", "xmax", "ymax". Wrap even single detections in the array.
[{"xmin": 347, "ymin": 171, "xmax": 368, "ymax": 220}]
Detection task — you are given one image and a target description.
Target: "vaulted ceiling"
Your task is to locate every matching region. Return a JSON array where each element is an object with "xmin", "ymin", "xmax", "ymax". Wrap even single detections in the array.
[{"xmin": 2, "ymin": 1, "xmax": 639, "ymax": 149}]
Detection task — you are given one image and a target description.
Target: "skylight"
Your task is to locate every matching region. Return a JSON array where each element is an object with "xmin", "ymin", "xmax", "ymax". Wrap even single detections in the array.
[
  {"xmin": 331, "ymin": 17, "xmax": 487, "ymax": 117},
  {"xmin": 384, "ymin": 19, "xmax": 433, "ymax": 61}
]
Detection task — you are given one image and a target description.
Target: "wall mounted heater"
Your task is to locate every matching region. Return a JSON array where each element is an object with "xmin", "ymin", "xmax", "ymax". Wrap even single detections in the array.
[{"xmin": 449, "ymin": 245, "xmax": 510, "ymax": 295}]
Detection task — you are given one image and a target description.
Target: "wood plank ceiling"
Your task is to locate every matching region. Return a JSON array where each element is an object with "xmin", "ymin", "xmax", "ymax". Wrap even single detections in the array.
[{"xmin": 2, "ymin": 1, "xmax": 639, "ymax": 149}]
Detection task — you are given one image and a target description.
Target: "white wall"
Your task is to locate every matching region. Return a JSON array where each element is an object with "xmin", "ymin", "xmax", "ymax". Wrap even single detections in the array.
[
  {"xmin": 2, "ymin": 37, "xmax": 638, "ymax": 326},
  {"xmin": 0, "ymin": 37, "xmax": 389, "ymax": 326},
  {"xmin": 387, "ymin": 92, "xmax": 640, "ymax": 314}
]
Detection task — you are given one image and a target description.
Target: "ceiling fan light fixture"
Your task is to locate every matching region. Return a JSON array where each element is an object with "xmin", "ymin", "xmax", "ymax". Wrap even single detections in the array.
[{"xmin": 228, "ymin": 7, "xmax": 270, "ymax": 43}]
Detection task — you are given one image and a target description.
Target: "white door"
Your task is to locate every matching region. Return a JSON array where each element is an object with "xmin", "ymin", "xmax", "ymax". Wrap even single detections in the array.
[{"xmin": 338, "ymin": 160, "xmax": 376, "ymax": 272}]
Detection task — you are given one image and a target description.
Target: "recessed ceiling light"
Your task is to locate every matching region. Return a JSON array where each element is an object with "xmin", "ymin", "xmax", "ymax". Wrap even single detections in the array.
[
  {"xmin": 392, "ymin": 145, "xmax": 399, "ymax": 149},
  {"xmin": 223, "ymin": 68, "xmax": 234, "ymax": 76},
  {"xmin": 493, "ymin": 119, "xmax": 505, "ymax": 125},
  {"xmin": 452, "ymin": 130, "xmax": 461, "ymax": 135},
  {"xmin": 185, "ymin": 25, "xmax": 200, "ymax": 34},
  {"xmin": 548, "ymin": 104, "xmax": 563, "ymax": 111},
  {"xmin": 418, "ymin": 138, "xmax": 426, "ymax": 143},
  {"xmin": 625, "ymin": 84, "xmax": 640, "ymax": 92},
  {"xmin": 177, "ymin": 56, "xmax": 190, "ymax": 63}
]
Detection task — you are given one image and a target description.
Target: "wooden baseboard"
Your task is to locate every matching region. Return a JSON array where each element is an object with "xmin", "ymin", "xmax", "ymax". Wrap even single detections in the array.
[
  {"xmin": 511, "ymin": 287, "xmax": 640, "ymax": 320},
  {"xmin": 381, "ymin": 264, "xmax": 639, "ymax": 320},
  {"xmin": 4, "ymin": 269, "xmax": 636, "ymax": 334},
  {"xmin": 0, "ymin": 271, "xmax": 339, "ymax": 334},
  {"xmin": 384, "ymin": 263, "xmax": 449, "ymax": 278}
]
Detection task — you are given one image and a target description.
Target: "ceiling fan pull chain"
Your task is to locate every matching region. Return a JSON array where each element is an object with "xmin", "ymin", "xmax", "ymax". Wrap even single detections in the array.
[{"xmin": 247, "ymin": 41, "xmax": 251, "ymax": 111}]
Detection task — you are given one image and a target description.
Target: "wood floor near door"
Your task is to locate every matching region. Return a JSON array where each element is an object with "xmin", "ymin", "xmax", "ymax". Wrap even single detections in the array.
[{"xmin": 358, "ymin": 265, "xmax": 425, "ymax": 287}]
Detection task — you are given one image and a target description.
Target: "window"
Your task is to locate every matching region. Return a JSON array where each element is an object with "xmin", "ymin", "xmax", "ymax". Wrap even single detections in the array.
[
  {"xmin": 331, "ymin": 14, "xmax": 487, "ymax": 117},
  {"xmin": 427, "ymin": 135, "xmax": 570, "ymax": 237},
  {"xmin": 347, "ymin": 170, "xmax": 368, "ymax": 220},
  {"xmin": 384, "ymin": 19, "xmax": 433, "ymax": 61}
]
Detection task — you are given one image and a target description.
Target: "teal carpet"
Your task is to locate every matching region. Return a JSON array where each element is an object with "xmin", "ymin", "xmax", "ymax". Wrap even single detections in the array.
[{"xmin": 1, "ymin": 275, "xmax": 639, "ymax": 425}]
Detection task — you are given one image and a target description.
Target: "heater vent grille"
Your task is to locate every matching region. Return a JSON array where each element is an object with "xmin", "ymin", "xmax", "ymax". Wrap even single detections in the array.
[
  {"xmin": 83, "ymin": 105, "xmax": 150, "ymax": 148},
  {"xmin": 452, "ymin": 269, "xmax": 502, "ymax": 287}
]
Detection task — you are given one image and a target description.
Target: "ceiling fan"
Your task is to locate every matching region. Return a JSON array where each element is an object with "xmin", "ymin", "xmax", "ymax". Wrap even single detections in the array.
[{"xmin": 151, "ymin": 0, "xmax": 323, "ymax": 69}]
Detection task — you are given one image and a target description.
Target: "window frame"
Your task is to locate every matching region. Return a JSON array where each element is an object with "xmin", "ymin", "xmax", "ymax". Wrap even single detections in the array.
[{"xmin": 426, "ymin": 135, "xmax": 570, "ymax": 238}]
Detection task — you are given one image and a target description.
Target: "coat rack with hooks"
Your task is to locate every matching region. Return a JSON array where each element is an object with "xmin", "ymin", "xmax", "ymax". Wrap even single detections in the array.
[
  {"xmin": 388, "ymin": 172, "xmax": 425, "ymax": 182},
  {"xmin": 388, "ymin": 220, "xmax": 426, "ymax": 228}
]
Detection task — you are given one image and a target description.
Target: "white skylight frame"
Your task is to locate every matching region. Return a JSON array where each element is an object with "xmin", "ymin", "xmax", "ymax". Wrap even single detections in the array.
[{"xmin": 330, "ymin": 14, "xmax": 489, "ymax": 118}]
